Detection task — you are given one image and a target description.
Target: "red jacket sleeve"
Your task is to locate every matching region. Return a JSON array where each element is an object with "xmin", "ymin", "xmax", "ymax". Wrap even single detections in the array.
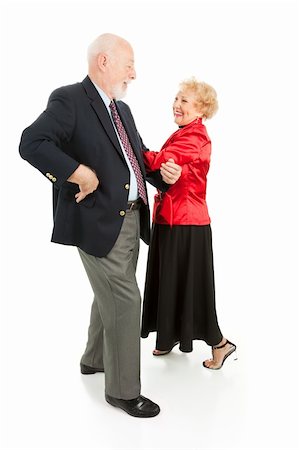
[{"xmin": 143, "ymin": 126, "xmax": 210, "ymax": 171}]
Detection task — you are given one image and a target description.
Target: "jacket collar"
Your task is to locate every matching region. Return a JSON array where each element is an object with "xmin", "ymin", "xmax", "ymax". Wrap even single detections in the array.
[{"xmin": 81, "ymin": 76, "xmax": 124, "ymax": 160}]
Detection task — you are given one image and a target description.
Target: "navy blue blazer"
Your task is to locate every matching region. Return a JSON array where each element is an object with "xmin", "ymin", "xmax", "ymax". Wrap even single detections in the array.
[{"xmin": 19, "ymin": 76, "xmax": 167, "ymax": 257}]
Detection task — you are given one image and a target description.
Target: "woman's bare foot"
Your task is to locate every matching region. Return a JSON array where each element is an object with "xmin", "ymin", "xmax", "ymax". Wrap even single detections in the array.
[
  {"xmin": 203, "ymin": 338, "xmax": 237, "ymax": 370},
  {"xmin": 152, "ymin": 349, "xmax": 170, "ymax": 356},
  {"xmin": 152, "ymin": 342, "xmax": 179, "ymax": 356}
]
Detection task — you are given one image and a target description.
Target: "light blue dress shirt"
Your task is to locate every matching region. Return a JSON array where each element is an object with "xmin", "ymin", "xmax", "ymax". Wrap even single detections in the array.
[{"xmin": 92, "ymin": 82, "xmax": 139, "ymax": 201}]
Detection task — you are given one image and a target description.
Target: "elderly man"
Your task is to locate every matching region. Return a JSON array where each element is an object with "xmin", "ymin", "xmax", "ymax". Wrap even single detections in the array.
[{"xmin": 19, "ymin": 33, "xmax": 181, "ymax": 418}]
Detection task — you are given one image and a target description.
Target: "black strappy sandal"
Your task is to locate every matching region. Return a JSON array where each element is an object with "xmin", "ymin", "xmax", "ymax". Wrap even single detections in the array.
[{"xmin": 203, "ymin": 339, "xmax": 237, "ymax": 370}]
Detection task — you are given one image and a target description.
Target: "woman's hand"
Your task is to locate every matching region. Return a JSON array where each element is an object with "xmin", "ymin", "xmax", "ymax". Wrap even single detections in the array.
[{"xmin": 160, "ymin": 158, "xmax": 182, "ymax": 184}]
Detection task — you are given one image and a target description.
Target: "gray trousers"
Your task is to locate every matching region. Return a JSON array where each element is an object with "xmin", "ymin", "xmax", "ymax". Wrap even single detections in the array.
[{"xmin": 78, "ymin": 208, "xmax": 141, "ymax": 400}]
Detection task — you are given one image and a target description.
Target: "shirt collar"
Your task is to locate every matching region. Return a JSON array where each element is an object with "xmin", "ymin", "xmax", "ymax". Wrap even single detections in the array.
[{"xmin": 91, "ymin": 81, "xmax": 112, "ymax": 111}]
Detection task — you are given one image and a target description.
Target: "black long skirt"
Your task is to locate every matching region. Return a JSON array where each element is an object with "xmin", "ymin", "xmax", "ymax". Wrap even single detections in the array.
[{"xmin": 141, "ymin": 224, "xmax": 223, "ymax": 352}]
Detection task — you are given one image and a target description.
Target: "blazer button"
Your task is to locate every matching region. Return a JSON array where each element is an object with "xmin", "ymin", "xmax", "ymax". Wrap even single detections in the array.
[
  {"xmin": 49, "ymin": 174, "xmax": 53, "ymax": 180},
  {"xmin": 119, "ymin": 210, "xmax": 126, "ymax": 217},
  {"xmin": 52, "ymin": 177, "xmax": 57, "ymax": 182},
  {"xmin": 46, "ymin": 172, "xmax": 50, "ymax": 178},
  {"xmin": 124, "ymin": 183, "xmax": 130, "ymax": 190}
]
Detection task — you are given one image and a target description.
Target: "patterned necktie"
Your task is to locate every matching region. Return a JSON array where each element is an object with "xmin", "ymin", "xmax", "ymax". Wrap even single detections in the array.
[{"xmin": 109, "ymin": 101, "xmax": 147, "ymax": 205}]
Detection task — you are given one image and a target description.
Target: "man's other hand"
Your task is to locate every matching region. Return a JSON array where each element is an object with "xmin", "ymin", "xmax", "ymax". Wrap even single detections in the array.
[{"xmin": 67, "ymin": 164, "xmax": 100, "ymax": 203}]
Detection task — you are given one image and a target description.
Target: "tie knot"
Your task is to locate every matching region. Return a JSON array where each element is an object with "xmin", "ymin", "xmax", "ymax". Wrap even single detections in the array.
[{"xmin": 109, "ymin": 100, "xmax": 116, "ymax": 111}]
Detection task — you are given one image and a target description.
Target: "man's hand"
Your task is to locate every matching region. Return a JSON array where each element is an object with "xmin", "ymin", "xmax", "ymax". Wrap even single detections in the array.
[
  {"xmin": 67, "ymin": 164, "xmax": 100, "ymax": 203},
  {"xmin": 160, "ymin": 158, "xmax": 182, "ymax": 185}
]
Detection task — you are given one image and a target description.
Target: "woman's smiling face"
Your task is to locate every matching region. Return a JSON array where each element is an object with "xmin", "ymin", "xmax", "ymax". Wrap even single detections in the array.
[{"xmin": 173, "ymin": 90, "xmax": 200, "ymax": 126}]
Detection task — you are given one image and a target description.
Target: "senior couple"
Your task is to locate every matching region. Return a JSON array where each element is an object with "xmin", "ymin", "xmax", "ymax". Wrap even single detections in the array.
[{"xmin": 19, "ymin": 33, "xmax": 236, "ymax": 418}]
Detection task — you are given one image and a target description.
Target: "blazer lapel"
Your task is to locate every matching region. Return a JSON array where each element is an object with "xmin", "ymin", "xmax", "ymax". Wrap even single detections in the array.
[
  {"xmin": 81, "ymin": 77, "xmax": 125, "ymax": 161},
  {"xmin": 81, "ymin": 76, "xmax": 146, "ymax": 177}
]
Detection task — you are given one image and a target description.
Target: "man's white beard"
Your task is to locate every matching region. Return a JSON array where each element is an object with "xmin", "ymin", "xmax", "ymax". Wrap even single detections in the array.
[{"xmin": 111, "ymin": 84, "xmax": 127, "ymax": 100}]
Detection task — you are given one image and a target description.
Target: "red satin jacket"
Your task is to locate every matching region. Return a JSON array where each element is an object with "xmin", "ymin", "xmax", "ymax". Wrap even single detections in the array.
[{"xmin": 143, "ymin": 118, "xmax": 212, "ymax": 225}]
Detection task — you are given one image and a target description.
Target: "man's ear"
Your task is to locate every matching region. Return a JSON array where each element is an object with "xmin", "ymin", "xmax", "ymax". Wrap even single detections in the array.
[{"xmin": 97, "ymin": 53, "xmax": 108, "ymax": 72}]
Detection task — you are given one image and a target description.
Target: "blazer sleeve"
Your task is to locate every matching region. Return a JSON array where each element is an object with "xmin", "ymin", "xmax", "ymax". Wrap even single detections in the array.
[
  {"xmin": 139, "ymin": 134, "xmax": 169, "ymax": 192},
  {"xmin": 143, "ymin": 127, "xmax": 211, "ymax": 171},
  {"xmin": 19, "ymin": 87, "xmax": 80, "ymax": 189}
]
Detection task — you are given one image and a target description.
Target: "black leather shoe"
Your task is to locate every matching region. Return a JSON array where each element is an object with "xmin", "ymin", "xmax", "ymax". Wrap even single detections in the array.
[
  {"xmin": 105, "ymin": 393, "xmax": 160, "ymax": 418},
  {"xmin": 80, "ymin": 363, "xmax": 104, "ymax": 374}
]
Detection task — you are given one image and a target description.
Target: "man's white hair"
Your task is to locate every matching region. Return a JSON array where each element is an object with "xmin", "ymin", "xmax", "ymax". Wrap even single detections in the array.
[{"xmin": 87, "ymin": 33, "xmax": 127, "ymax": 63}]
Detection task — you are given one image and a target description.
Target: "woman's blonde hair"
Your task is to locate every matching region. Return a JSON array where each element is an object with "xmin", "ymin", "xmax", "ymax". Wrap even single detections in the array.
[{"xmin": 179, "ymin": 77, "xmax": 218, "ymax": 119}]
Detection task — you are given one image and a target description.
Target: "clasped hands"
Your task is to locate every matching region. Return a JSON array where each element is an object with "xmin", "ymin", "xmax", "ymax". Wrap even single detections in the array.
[{"xmin": 68, "ymin": 159, "xmax": 182, "ymax": 203}]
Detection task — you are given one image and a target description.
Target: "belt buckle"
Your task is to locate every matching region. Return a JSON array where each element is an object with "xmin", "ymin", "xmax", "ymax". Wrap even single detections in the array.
[
  {"xmin": 129, "ymin": 201, "xmax": 135, "ymax": 211},
  {"xmin": 127, "ymin": 202, "xmax": 136, "ymax": 211}
]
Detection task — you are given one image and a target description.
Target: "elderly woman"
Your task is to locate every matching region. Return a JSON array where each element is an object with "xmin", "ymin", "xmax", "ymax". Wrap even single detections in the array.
[{"xmin": 141, "ymin": 78, "xmax": 236, "ymax": 369}]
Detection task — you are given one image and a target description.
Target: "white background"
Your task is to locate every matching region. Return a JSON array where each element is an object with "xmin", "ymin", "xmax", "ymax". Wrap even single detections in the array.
[{"xmin": 1, "ymin": 0, "xmax": 298, "ymax": 449}]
